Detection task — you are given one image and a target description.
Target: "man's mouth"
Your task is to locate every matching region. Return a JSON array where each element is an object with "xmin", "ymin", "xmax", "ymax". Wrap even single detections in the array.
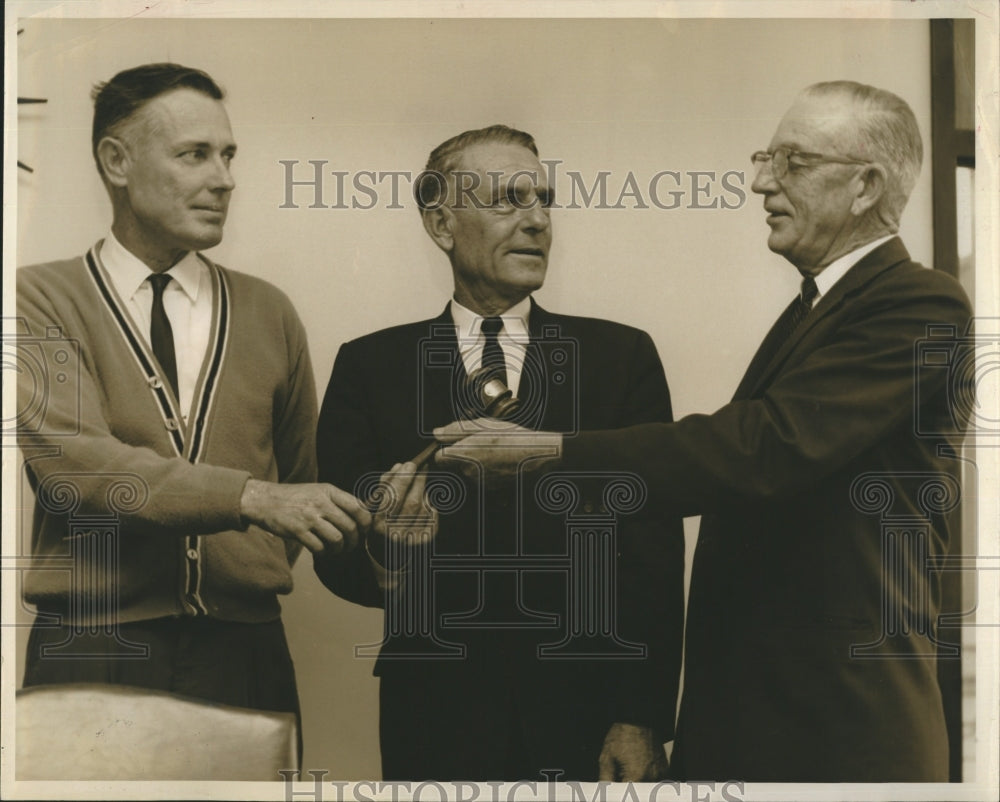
[{"xmin": 509, "ymin": 247, "xmax": 545, "ymax": 258}]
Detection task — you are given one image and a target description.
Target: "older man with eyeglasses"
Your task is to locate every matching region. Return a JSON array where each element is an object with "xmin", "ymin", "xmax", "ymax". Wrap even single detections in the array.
[{"xmin": 435, "ymin": 81, "xmax": 973, "ymax": 781}]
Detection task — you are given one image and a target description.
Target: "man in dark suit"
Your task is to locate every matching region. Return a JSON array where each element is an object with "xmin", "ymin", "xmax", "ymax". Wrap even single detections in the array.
[
  {"xmin": 436, "ymin": 83, "xmax": 973, "ymax": 781},
  {"xmin": 314, "ymin": 125, "xmax": 684, "ymax": 781}
]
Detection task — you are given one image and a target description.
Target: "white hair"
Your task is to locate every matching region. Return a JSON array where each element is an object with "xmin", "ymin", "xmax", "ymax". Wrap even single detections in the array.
[{"xmin": 802, "ymin": 81, "xmax": 923, "ymax": 226}]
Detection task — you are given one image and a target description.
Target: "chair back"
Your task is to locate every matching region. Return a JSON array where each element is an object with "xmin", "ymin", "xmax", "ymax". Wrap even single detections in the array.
[{"xmin": 16, "ymin": 683, "xmax": 299, "ymax": 781}]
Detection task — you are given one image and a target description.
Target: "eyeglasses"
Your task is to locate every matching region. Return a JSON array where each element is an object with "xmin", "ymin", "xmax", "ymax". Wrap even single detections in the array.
[{"xmin": 751, "ymin": 147, "xmax": 870, "ymax": 180}]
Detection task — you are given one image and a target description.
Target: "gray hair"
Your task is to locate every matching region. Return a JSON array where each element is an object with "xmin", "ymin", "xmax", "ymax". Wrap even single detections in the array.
[
  {"xmin": 414, "ymin": 124, "xmax": 538, "ymax": 210},
  {"xmin": 801, "ymin": 81, "xmax": 923, "ymax": 226}
]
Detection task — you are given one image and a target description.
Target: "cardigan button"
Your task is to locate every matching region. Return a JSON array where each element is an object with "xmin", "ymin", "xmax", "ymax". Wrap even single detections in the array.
[
  {"xmin": 165, "ymin": 418, "xmax": 180, "ymax": 431},
  {"xmin": 186, "ymin": 548, "xmax": 199, "ymax": 560},
  {"xmin": 148, "ymin": 376, "xmax": 163, "ymax": 389}
]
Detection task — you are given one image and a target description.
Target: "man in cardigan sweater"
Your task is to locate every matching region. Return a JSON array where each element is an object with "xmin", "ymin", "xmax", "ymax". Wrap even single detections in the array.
[{"xmin": 16, "ymin": 63, "xmax": 371, "ymax": 717}]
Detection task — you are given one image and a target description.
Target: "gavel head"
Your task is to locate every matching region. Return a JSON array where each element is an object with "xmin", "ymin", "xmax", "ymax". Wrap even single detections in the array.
[{"xmin": 465, "ymin": 367, "xmax": 522, "ymax": 420}]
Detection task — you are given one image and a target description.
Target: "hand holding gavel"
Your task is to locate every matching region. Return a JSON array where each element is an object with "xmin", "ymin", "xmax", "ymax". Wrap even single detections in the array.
[
  {"xmin": 409, "ymin": 366, "xmax": 523, "ymax": 468},
  {"xmin": 365, "ymin": 461, "xmax": 437, "ymax": 568},
  {"xmin": 364, "ymin": 368, "xmax": 523, "ymax": 567}
]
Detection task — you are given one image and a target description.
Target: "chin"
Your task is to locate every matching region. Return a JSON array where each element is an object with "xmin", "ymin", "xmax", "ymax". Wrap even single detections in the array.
[
  {"xmin": 186, "ymin": 231, "xmax": 225, "ymax": 252},
  {"xmin": 499, "ymin": 274, "xmax": 544, "ymax": 296},
  {"xmin": 766, "ymin": 233, "xmax": 791, "ymax": 259}
]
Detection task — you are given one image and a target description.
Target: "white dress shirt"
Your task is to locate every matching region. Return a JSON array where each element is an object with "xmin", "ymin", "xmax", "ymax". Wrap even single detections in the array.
[
  {"xmin": 811, "ymin": 234, "xmax": 896, "ymax": 307},
  {"xmin": 450, "ymin": 296, "xmax": 532, "ymax": 397},
  {"xmin": 99, "ymin": 232, "xmax": 213, "ymax": 420}
]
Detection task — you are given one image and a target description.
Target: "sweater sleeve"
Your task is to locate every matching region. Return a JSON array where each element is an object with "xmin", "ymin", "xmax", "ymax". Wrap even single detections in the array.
[
  {"xmin": 16, "ymin": 264, "xmax": 250, "ymax": 536},
  {"xmin": 270, "ymin": 298, "xmax": 319, "ymax": 566}
]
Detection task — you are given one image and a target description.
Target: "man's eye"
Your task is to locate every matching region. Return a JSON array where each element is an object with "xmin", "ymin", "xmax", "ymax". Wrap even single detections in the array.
[
  {"xmin": 487, "ymin": 194, "xmax": 514, "ymax": 211},
  {"xmin": 180, "ymin": 150, "xmax": 206, "ymax": 162}
]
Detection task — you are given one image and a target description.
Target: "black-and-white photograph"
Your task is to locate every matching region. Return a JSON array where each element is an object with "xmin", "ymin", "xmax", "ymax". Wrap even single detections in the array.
[{"xmin": 3, "ymin": 2, "xmax": 998, "ymax": 801}]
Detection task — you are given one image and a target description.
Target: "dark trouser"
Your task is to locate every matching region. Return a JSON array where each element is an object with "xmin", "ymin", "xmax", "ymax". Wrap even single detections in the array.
[
  {"xmin": 378, "ymin": 660, "xmax": 608, "ymax": 781},
  {"xmin": 24, "ymin": 615, "xmax": 300, "ymax": 717}
]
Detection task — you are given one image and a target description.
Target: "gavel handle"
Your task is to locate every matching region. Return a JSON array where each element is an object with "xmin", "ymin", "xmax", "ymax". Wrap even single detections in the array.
[
  {"xmin": 395, "ymin": 370, "xmax": 518, "ymax": 474},
  {"xmin": 366, "ymin": 441, "xmax": 439, "ymax": 515},
  {"xmin": 409, "ymin": 441, "xmax": 440, "ymax": 470}
]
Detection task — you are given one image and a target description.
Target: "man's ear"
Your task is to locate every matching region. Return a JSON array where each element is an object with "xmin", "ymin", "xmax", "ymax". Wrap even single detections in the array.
[
  {"xmin": 96, "ymin": 136, "xmax": 131, "ymax": 188},
  {"xmin": 421, "ymin": 206, "xmax": 455, "ymax": 254},
  {"xmin": 850, "ymin": 163, "xmax": 888, "ymax": 217}
]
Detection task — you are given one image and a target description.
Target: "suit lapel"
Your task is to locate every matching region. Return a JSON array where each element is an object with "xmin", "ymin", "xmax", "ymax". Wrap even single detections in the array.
[
  {"xmin": 731, "ymin": 296, "xmax": 801, "ymax": 401},
  {"xmin": 420, "ymin": 305, "xmax": 470, "ymax": 427},
  {"xmin": 737, "ymin": 238, "xmax": 911, "ymax": 399},
  {"xmin": 521, "ymin": 301, "xmax": 571, "ymax": 430}
]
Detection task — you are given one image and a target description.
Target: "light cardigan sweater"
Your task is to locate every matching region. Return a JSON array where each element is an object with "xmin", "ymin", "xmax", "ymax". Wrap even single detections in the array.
[{"xmin": 16, "ymin": 243, "xmax": 316, "ymax": 624}]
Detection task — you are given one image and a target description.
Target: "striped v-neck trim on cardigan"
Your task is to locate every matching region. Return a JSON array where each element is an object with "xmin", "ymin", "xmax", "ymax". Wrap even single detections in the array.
[
  {"xmin": 86, "ymin": 244, "xmax": 235, "ymax": 616},
  {"xmin": 19, "ymin": 247, "xmax": 317, "ymax": 625}
]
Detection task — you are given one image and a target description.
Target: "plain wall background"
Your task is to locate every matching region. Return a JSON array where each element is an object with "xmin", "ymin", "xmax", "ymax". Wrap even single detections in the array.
[{"xmin": 13, "ymin": 17, "xmax": 933, "ymax": 779}]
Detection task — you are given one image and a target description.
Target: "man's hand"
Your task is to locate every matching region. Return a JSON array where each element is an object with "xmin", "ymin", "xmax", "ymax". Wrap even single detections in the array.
[
  {"xmin": 240, "ymin": 479, "xmax": 371, "ymax": 555},
  {"xmin": 366, "ymin": 462, "xmax": 438, "ymax": 569},
  {"xmin": 433, "ymin": 418, "xmax": 563, "ymax": 480},
  {"xmin": 598, "ymin": 723, "xmax": 669, "ymax": 782}
]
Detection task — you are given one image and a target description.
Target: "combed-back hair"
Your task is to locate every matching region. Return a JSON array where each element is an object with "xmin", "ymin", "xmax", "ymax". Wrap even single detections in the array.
[
  {"xmin": 91, "ymin": 63, "xmax": 224, "ymax": 173},
  {"xmin": 414, "ymin": 124, "xmax": 538, "ymax": 210},
  {"xmin": 802, "ymin": 81, "xmax": 922, "ymax": 225}
]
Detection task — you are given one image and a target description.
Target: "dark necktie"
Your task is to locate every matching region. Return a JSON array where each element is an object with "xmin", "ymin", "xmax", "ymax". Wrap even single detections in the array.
[
  {"xmin": 148, "ymin": 273, "xmax": 179, "ymax": 400},
  {"xmin": 734, "ymin": 276, "xmax": 819, "ymax": 398},
  {"xmin": 480, "ymin": 316, "xmax": 507, "ymax": 387}
]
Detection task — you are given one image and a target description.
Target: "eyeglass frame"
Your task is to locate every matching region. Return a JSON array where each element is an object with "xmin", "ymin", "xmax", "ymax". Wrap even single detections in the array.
[{"xmin": 751, "ymin": 147, "xmax": 872, "ymax": 180}]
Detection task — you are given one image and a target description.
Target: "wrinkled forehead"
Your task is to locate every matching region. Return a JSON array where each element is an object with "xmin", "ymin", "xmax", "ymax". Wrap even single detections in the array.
[
  {"xmin": 124, "ymin": 88, "xmax": 234, "ymax": 145},
  {"xmin": 451, "ymin": 142, "xmax": 547, "ymax": 192},
  {"xmin": 770, "ymin": 94, "xmax": 859, "ymax": 153}
]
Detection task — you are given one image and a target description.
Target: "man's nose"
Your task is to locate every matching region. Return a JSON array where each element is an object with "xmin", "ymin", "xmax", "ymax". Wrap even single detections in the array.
[
  {"xmin": 520, "ymin": 196, "xmax": 550, "ymax": 230},
  {"xmin": 750, "ymin": 161, "xmax": 778, "ymax": 195},
  {"xmin": 210, "ymin": 156, "xmax": 236, "ymax": 193}
]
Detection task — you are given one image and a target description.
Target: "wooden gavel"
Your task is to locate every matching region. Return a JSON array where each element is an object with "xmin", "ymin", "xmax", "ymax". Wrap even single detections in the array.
[
  {"xmin": 409, "ymin": 366, "xmax": 522, "ymax": 468},
  {"xmin": 365, "ymin": 368, "xmax": 523, "ymax": 561}
]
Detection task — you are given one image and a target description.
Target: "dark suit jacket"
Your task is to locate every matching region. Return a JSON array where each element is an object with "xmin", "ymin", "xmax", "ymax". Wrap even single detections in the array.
[
  {"xmin": 314, "ymin": 300, "xmax": 684, "ymax": 777},
  {"xmin": 562, "ymin": 239, "xmax": 973, "ymax": 781}
]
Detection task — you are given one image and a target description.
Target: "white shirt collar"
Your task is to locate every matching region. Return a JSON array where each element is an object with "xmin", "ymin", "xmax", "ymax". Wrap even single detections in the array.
[
  {"xmin": 100, "ymin": 230, "xmax": 206, "ymax": 303},
  {"xmin": 813, "ymin": 234, "xmax": 896, "ymax": 299},
  {"xmin": 449, "ymin": 296, "xmax": 532, "ymax": 341}
]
